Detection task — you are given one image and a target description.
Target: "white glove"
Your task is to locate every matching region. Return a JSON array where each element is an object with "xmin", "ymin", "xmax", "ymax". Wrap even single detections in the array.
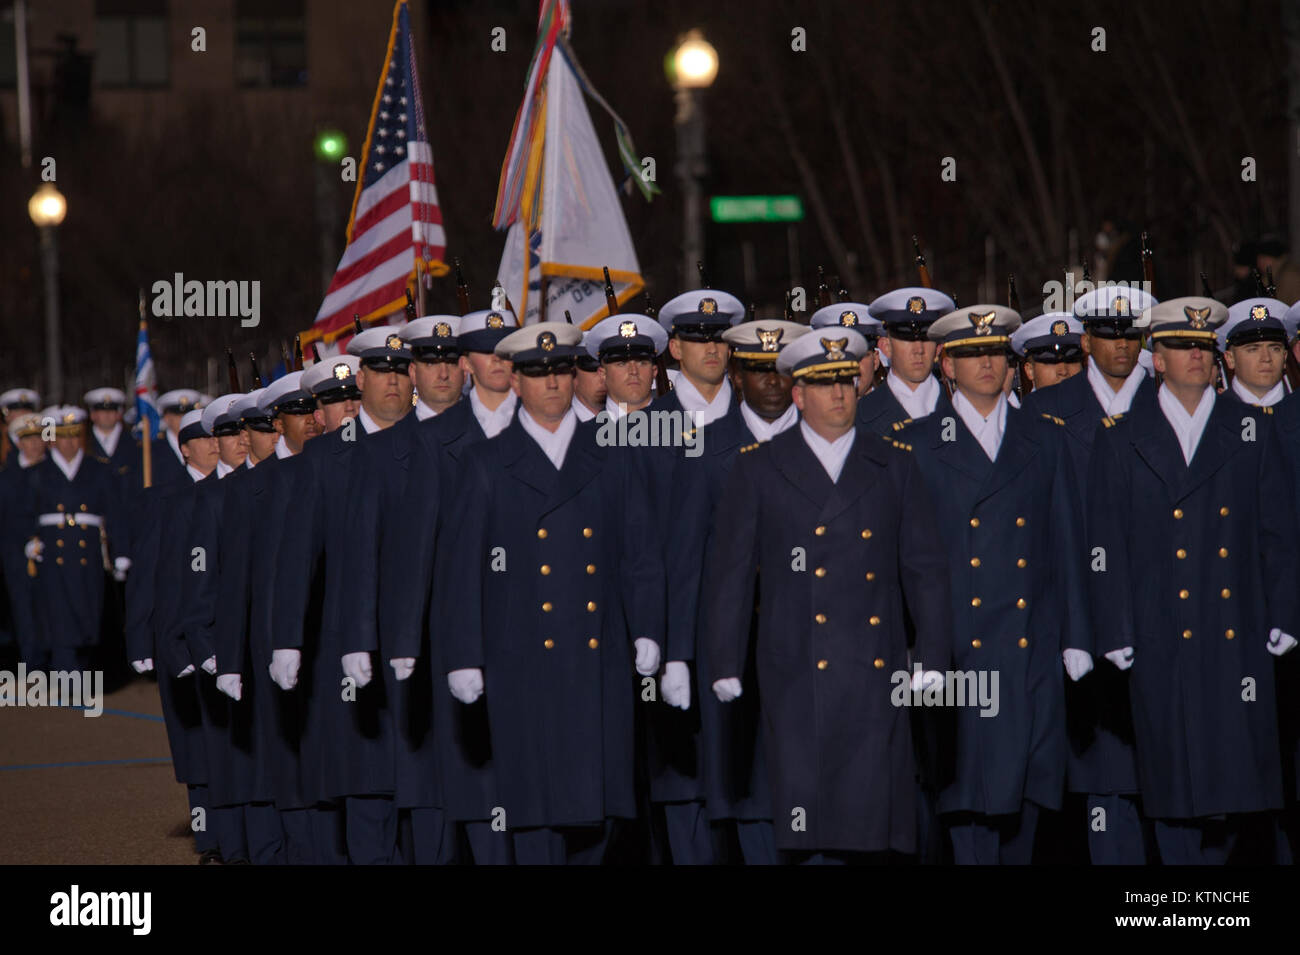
[
  {"xmin": 176, "ymin": 663, "xmax": 196, "ymax": 678},
  {"xmin": 390, "ymin": 658, "xmax": 416, "ymax": 681},
  {"xmin": 448, "ymin": 667, "xmax": 484, "ymax": 704},
  {"xmin": 270, "ymin": 648, "xmax": 301, "ymax": 691},
  {"xmin": 1267, "ymin": 628, "xmax": 1298, "ymax": 657},
  {"xmin": 712, "ymin": 677, "xmax": 743, "ymax": 702},
  {"xmin": 1063, "ymin": 649, "xmax": 1094, "ymax": 682},
  {"xmin": 910, "ymin": 669, "xmax": 943, "ymax": 693},
  {"xmin": 1104, "ymin": 647, "xmax": 1134, "ymax": 671},
  {"xmin": 25, "ymin": 539, "xmax": 43, "ymax": 562},
  {"xmin": 131, "ymin": 658, "xmax": 154, "ymax": 674},
  {"xmin": 113, "ymin": 556, "xmax": 131, "ymax": 581},
  {"xmin": 634, "ymin": 638, "xmax": 661, "ymax": 676},
  {"xmin": 216, "ymin": 673, "xmax": 242, "ymax": 701},
  {"xmin": 341, "ymin": 651, "xmax": 373, "ymax": 688},
  {"xmin": 201, "ymin": 655, "xmax": 217, "ymax": 675},
  {"xmin": 661, "ymin": 661, "xmax": 691, "ymax": 710}
]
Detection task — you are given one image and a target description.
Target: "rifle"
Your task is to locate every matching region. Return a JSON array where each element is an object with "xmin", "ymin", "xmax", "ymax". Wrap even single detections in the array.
[
  {"xmin": 455, "ymin": 258, "xmax": 471, "ymax": 315},
  {"xmin": 293, "ymin": 334, "xmax": 303, "ymax": 372},
  {"xmin": 563, "ymin": 309, "xmax": 574, "ymax": 324},
  {"xmin": 311, "ymin": 342, "xmax": 322, "ymax": 363},
  {"xmin": 249, "ymin": 354, "xmax": 265, "ymax": 389},
  {"xmin": 1266, "ymin": 267, "xmax": 1277, "ymax": 298},
  {"xmin": 1140, "ymin": 231, "xmax": 1154, "ymax": 296},
  {"xmin": 1007, "ymin": 274, "xmax": 1020, "ymax": 312},
  {"xmin": 836, "ymin": 280, "xmax": 851, "ymax": 302},
  {"xmin": 353, "ymin": 313, "xmax": 365, "ymax": 336},
  {"xmin": 227, "ymin": 348, "xmax": 241, "ymax": 393},
  {"xmin": 603, "ymin": 266, "xmax": 620, "ymax": 317},
  {"xmin": 783, "ymin": 290, "xmax": 793, "ymax": 321},
  {"xmin": 746, "ymin": 301, "xmax": 756, "ymax": 323},
  {"xmin": 816, "ymin": 266, "xmax": 832, "ymax": 308},
  {"xmin": 697, "ymin": 260, "xmax": 708, "ymax": 289},
  {"xmin": 1082, "ymin": 259, "xmax": 1092, "ymax": 284},
  {"xmin": 1253, "ymin": 269, "xmax": 1265, "ymax": 296},
  {"xmin": 403, "ymin": 287, "xmax": 418, "ymax": 321},
  {"xmin": 913, "ymin": 235, "xmax": 933, "ymax": 289},
  {"xmin": 1201, "ymin": 272, "xmax": 1214, "ymax": 298},
  {"xmin": 280, "ymin": 339, "xmax": 292, "ymax": 372},
  {"xmin": 643, "ymin": 290, "xmax": 657, "ymax": 319}
]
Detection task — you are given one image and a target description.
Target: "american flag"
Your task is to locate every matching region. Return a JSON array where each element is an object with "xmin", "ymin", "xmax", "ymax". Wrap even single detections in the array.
[
  {"xmin": 307, "ymin": 0, "xmax": 444, "ymax": 353},
  {"xmin": 134, "ymin": 318, "xmax": 159, "ymax": 439}
]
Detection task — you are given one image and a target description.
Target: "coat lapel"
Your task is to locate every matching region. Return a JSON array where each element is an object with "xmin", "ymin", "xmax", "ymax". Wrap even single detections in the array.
[
  {"xmin": 820, "ymin": 429, "xmax": 886, "ymax": 522},
  {"xmin": 543, "ymin": 425, "xmax": 602, "ymax": 516},
  {"xmin": 976, "ymin": 408, "xmax": 1038, "ymax": 505},
  {"xmin": 501, "ymin": 420, "xmax": 557, "ymax": 498},
  {"xmin": 933, "ymin": 410, "xmax": 993, "ymax": 487},
  {"xmin": 772, "ymin": 428, "xmax": 834, "ymax": 509},
  {"xmin": 1178, "ymin": 396, "xmax": 1240, "ymax": 500},
  {"xmin": 1131, "ymin": 404, "xmax": 1188, "ymax": 494}
]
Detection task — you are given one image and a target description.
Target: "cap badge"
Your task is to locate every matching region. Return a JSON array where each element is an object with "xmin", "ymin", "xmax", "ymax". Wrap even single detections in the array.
[
  {"xmin": 839, "ymin": 310, "xmax": 858, "ymax": 327},
  {"xmin": 618, "ymin": 320, "xmax": 638, "ymax": 339},
  {"xmin": 385, "ymin": 333, "xmax": 402, "ymax": 350},
  {"xmin": 1184, "ymin": 305, "xmax": 1210, "ymax": 329},
  {"xmin": 435, "ymin": 321, "xmax": 452, "ymax": 338},
  {"xmin": 1250, "ymin": 304, "xmax": 1270, "ymax": 321},
  {"xmin": 757, "ymin": 327, "xmax": 784, "ymax": 352},
  {"xmin": 820, "ymin": 337, "xmax": 848, "ymax": 361},
  {"xmin": 698, "ymin": 297, "xmax": 718, "ymax": 315},
  {"xmin": 969, "ymin": 310, "xmax": 997, "ymax": 336},
  {"xmin": 1113, "ymin": 296, "xmax": 1131, "ymax": 316},
  {"xmin": 486, "ymin": 312, "xmax": 505, "ymax": 329},
  {"xmin": 538, "ymin": 331, "xmax": 557, "ymax": 352},
  {"xmin": 332, "ymin": 362, "xmax": 351, "ymax": 380},
  {"xmin": 906, "ymin": 296, "xmax": 926, "ymax": 315},
  {"xmin": 1051, "ymin": 319, "xmax": 1069, "ymax": 336}
]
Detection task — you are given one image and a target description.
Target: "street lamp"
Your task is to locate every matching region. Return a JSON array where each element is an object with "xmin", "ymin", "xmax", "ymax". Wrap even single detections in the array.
[
  {"xmin": 667, "ymin": 30, "xmax": 718, "ymax": 289},
  {"xmin": 29, "ymin": 183, "xmax": 67, "ymax": 403},
  {"xmin": 314, "ymin": 128, "xmax": 348, "ymax": 295}
]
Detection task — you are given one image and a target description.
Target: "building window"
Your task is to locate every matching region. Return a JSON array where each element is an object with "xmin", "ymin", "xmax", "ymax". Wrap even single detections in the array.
[
  {"xmin": 235, "ymin": 0, "xmax": 306, "ymax": 88},
  {"xmin": 94, "ymin": 0, "xmax": 168, "ymax": 88}
]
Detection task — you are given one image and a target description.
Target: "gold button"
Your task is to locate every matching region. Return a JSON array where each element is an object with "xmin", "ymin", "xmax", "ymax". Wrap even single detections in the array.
[
  {"xmin": 1017, "ymin": 637, "xmax": 1028, "ymax": 648},
  {"xmin": 537, "ymin": 528, "xmax": 548, "ymax": 539},
  {"xmin": 1219, "ymin": 548, "xmax": 1228, "ymax": 558},
  {"xmin": 1176, "ymin": 548, "xmax": 1187, "ymax": 559},
  {"xmin": 56, "ymin": 557, "xmax": 63, "ymax": 565},
  {"xmin": 80, "ymin": 557, "xmax": 87, "ymax": 565},
  {"xmin": 1178, "ymin": 589, "xmax": 1189, "ymax": 600},
  {"xmin": 586, "ymin": 601, "xmax": 597, "ymax": 612},
  {"xmin": 540, "ymin": 564, "xmax": 551, "ymax": 575},
  {"xmin": 583, "ymin": 527, "xmax": 593, "ymax": 538},
  {"xmin": 970, "ymin": 518, "xmax": 980, "ymax": 528},
  {"xmin": 816, "ymin": 659, "xmax": 829, "ymax": 670},
  {"xmin": 873, "ymin": 658, "xmax": 885, "ymax": 669},
  {"xmin": 860, "ymin": 529, "xmax": 872, "ymax": 540},
  {"xmin": 815, "ymin": 613, "xmax": 827, "ymax": 624},
  {"xmin": 544, "ymin": 639, "xmax": 555, "ymax": 649},
  {"xmin": 869, "ymin": 615, "xmax": 881, "ymax": 626},
  {"xmin": 1221, "ymin": 588, "xmax": 1231, "ymax": 599},
  {"xmin": 1173, "ymin": 508, "xmax": 1183, "ymax": 519},
  {"xmin": 1225, "ymin": 629, "xmax": 1235, "ymax": 640},
  {"xmin": 78, "ymin": 540, "xmax": 86, "ymax": 549},
  {"xmin": 55, "ymin": 540, "xmax": 64, "ymax": 548},
  {"xmin": 1015, "ymin": 517, "xmax": 1026, "ymax": 527},
  {"xmin": 865, "ymin": 572, "xmax": 876, "ymax": 581},
  {"xmin": 1016, "ymin": 557, "xmax": 1027, "ymax": 568},
  {"xmin": 970, "ymin": 557, "xmax": 981, "ymax": 568},
  {"xmin": 971, "ymin": 597, "xmax": 982, "ymax": 608},
  {"xmin": 815, "ymin": 525, "xmax": 827, "ymax": 536},
  {"xmin": 56, "ymin": 503, "xmax": 64, "ymax": 512},
  {"xmin": 586, "ymin": 564, "xmax": 596, "ymax": 575},
  {"xmin": 1220, "ymin": 507, "xmax": 1229, "ymax": 517},
  {"xmin": 814, "ymin": 567, "xmax": 827, "ymax": 578},
  {"xmin": 588, "ymin": 638, "xmax": 599, "ymax": 649},
  {"xmin": 1016, "ymin": 598, "xmax": 1026, "ymax": 609},
  {"xmin": 971, "ymin": 639, "xmax": 982, "ymax": 648},
  {"xmin": 1182, "ymin": 629, "xmax": 1192, "ymax": 639},
  {"xmin": 542, "ymin": 601, "xmax": 553, "ymax": 612}
]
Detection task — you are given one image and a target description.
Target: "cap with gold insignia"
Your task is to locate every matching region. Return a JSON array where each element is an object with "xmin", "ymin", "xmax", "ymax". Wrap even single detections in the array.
[
  {"xmin": 83, "ymin": 387, "xmax": 127, "ymax": 410},
  {"xmin": 928, "ymin": 304, "xmax": 1022, "ymax": 351},
  {"xmin": 200, "ymin": 393, "xmax": 246, "ymax": 437},
  {"xmin": 1072, "ymin": 285, "xmax": 1157, "ymax": 338},
  {"xmin": 723, "ymin": 320, "xmax": 810, "ymax": 366},
  {"xmin": 657, "ymin": 289, "xmax": 745, "ymax": 339},
  {"xmin": 776, "ymin": 328, "xmax": 868, "ymax": 380},
  {"xmin": 1010, "ymin": 312, "xmax": 1084, "ymax": 361},
  {"xmin": 178, "ymin": 408, "xmax": 211, "ymax": 444},
  {"xmin": 0, "ymin": 388, "xmax": 40, "ymax": 414},
  {"xmin": 258, "ymin": 371, "xmax": 315, "ymax": 416},
  {"xmin": 459, "ymin": 309, "xmax": 520, "ymax": 353},
  {"xmin": 158, "ymin": 389, "xmax": 203, "ymax": 416},
  {"xmin": 401, "ymin": 314, "xmax": 463, "ymax": 359},
  {"xmin": 867, "ymin": 287, "xmax": 956, "ymax": 340},
  {"xmin": 231, "ymin": 389, "xmax": 275, "ymax": 433},
  {"xmin": 1142, "ymin": 297, "xmax": 1227, "ymax": 344},
  {"xmin": 584, "ymin": 314, "xmax": 668, "ymax": 362},
  {"xmin": 495, "ymin": 321, "xmax": 584, "ymax": 373},
  {"xmin": 1218, "ymin": 297, "xmax": 1294, "ymax": 350},
  {"xmin": 810, "ymin": 303, "xmax": 883, "ymax": 345},
  {"xmin": 302, "ymin": 354, "xmax": 361, "ymax": 403},
  {"xmin": 44, "ymin": 405, "xmax": 87, "ymax": 437},
  {"xmin": 348, "ymin": 323, "xmax": 413, "ymax": 371},
  {"xmin": 6, "ymin": 411, "xmax": 42, "ymax": 441}
]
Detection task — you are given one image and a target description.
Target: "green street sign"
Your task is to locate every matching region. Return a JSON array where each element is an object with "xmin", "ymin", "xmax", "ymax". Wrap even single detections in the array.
[{"xmin": 710, "ymin": 195, "xmax": 804, "ymax": 224}]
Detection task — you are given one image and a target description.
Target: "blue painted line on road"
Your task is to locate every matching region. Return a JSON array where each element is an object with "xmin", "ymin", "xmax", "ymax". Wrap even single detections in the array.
[{"xmin": 0, "ymin": 757, "xmax": 172, "ymax": 772}]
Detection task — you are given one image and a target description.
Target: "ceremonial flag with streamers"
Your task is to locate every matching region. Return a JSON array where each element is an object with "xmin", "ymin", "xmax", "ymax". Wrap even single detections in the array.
[
  {"xmin": 134, "ymin": 319, "xmax": 159, "ymax": 439},
  {"xmin": 303, "ymin": 0, "xmax": 445, "ymax": 355},
  {"xmin": 494, "ymin": 0, "xmax": 656, "ymax": 327}
]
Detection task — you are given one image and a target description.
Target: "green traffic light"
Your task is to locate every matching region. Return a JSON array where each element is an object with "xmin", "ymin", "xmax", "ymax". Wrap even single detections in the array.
[{"xmin": 314, "ymin": 130, "xmax": 347, "ymax": 162}]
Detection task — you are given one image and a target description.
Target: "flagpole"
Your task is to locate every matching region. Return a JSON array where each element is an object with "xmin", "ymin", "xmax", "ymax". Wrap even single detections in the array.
[{"xmin": 138, "ymin": 289, "xmax": 152, "ymax": 489}]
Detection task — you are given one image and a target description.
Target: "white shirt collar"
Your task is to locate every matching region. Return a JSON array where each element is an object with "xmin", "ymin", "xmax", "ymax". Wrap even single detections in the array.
[
  {"xmin": 51, "ymin": 447, "xmax": 84, "ymax": 482},
  {"xmin": 518, "ymin": 406, "xmax": 577, "ymax": 471},
  {"xmin": 1007, "ymin": 391, "xmax": 1021, "ymax": 409},
  {"xmin": 672, "ymin": 374, "xmax": 732, "ymax": 427},
  {"xmin": 18, "ymin": 451, "xmax": 40, "ymax": 469},
  {"xmin": 799, "ymin": 421, "xmax": 855, "ymax": 483},
  {"xmin": 741, "ymin": 401, "xmax": 799, "ymax": 443},
  {"xmin": 886, "ymin": 370, "xmax": 941, "ymax": 420},
  {"xmin": 274, "ymin": 435, "xmax": 294, "ymax": 459},
  {"xmin": 216, "ymin": 459, "xmax": 234, "ymax": 479},
  {"xmin": 165, "ymin": 428, "xmax": 185, "ymax": 464},
  {"xmin": 185, "ymin": 464, "xmax": 207, "ymax": 483},
  {"xmin": 952, "ymin": 390, "xmax": 1009, "ymax": 462},
  {"xmin": 604, "ymin": 396, "xmax": 631, "ymax": 419},
  {"xmin": 1157, "ymin": 384, "xmax": 1216, "ymax": 465},
  {"xmin": 245, "ymin": 454, "xmax": 258, "ymax": 469},
  {"xmin": 93, "ymin": 422, "xmax": 123, "ymax": 456},
  {"xmin": 357, "ymin": 406, "xmax": 382, "ymax": 435},
  {"xmin": 1231, "ymin": 376, "xmax": 1286, "ymax": 408},
  {"xmin": 571, "ymin": 395, "xmax": 598, "ymax": 422},
  {"xmin": 470, "ymin": 387, "xmax": 518, "ymax": 439},
  {"xmin": 415, "ymin": 400, "xmax": 439, "ymax": 421},
  {"xmin": 1087, "ymin": 356, "xmax": 1146, "ymax": 416}
]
